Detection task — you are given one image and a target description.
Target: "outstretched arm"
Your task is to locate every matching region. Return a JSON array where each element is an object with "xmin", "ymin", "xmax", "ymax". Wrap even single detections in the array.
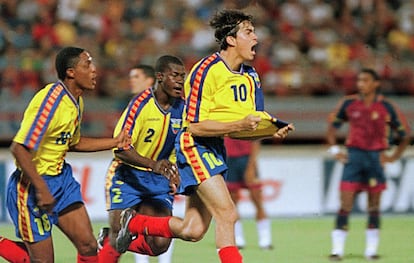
[
  {"xmin": 189, "ymin": 114, "xmax": 261, "ymax": 137},
  {"xmin": 70, "ymin": 129, "xmax": 131, "ymax": 152}
]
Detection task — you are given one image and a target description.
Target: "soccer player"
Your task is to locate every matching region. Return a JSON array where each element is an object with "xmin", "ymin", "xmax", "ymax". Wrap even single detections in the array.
[
  {"xmin": 97, "ymin": 55, "xmax": 185, "ymax": 263},
  {"xmin": 6, "ymin": 46, "xmax": 130, "ymax": 263},
  {"xmin": 98, "ymin": 63, "xmax": 175, "ymax": 263},
  {"xmin": 115, "ymin": 9, "xmax": 294, "ymax": 263},
  {"xmin": 326, "ymin": 68, "xmax": 410, "ymax": 261},
  {"xmin": 223, "ymin": 138, "xmax": 273, "ymax": 250}
]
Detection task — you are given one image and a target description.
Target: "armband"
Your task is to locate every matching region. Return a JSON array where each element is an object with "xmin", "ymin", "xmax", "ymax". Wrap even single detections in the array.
[{"xmin": 327, "ymin": 145, "xmax": 341, "ymax": 155}]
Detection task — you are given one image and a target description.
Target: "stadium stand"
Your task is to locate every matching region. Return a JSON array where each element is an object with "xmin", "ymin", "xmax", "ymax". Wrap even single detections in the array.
[{"xmin": 0, "ymin": 0, "xmax": 413, "ymax": 142}]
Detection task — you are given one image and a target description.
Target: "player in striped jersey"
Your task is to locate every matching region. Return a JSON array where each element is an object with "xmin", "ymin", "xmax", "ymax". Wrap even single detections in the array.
[
  {"xmin": 97, "ymin": 55, "xmax": 185, "ymax": 263},
  {"xmin": 115, "ymin": 10, "xmax": 293, "ymax": 263},
  {"xmin": 6, "ymin": 47, "xmax": 130, "ymax": 263}
]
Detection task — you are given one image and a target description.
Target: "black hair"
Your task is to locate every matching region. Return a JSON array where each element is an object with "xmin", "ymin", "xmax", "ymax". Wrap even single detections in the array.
[
  {"xmin": 55, "ymin": 46, "xmax": 85, "ymax": 80},
  {"xmin": 360, "ymin": 68, "xmax": 380, "ymax": 81},
  {"xmin": 155, "ymin": 55, "xmax": 184, "ymax": 73},
  {"xmin": 209, "ymin": 9, "xmax": 253, "ymax": 50},
  {"xmin": 134, "ymin": 64, "xmax": 155, "ymax": 79}
]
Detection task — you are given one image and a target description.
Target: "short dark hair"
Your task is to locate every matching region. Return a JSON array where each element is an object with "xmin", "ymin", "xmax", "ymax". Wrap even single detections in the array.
[
  {"xmin": 155, "ymin": 55, "xmax": 184, "ymax": 73},
  {"xmin": 55, "ymin": 47, "xmax": 85, "ymax": 80},
  {"xmin": 360, "ymin": 68, "xmax": 380, "ymax": 81},
  {"xmin": 134, "ymin": 64, "xmax": 155, "ymax": 80},
  {"xmin": 209, "ymin": 9, "xmax": 253, "ymax": 50}
]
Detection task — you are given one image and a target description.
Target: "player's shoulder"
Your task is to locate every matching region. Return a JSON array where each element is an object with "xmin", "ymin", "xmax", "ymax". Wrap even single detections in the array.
[
  {"xmin": 377, "ymin": 94, "xmax": 402, "ymax": 111},
  {"xmin": 336, "ymin": 94, "xmax": 358, "ymax": 107}
]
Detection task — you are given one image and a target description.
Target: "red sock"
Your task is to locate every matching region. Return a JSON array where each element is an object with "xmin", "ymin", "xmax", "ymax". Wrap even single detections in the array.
[
  {"xmin": 0, "ymin": 237, "xmax": 29, "ymax": 263},
  {"xmin": 77, "ymin": 254, "xmax": 98, "ymax": 263},
  {"xmin": 98, "ymin": 242, "xmax": 121, "ymax": 263},
  {"xmin": 128, "ymin": 235, "xmax": 155, "ymax": 256},
  {"xmin": 129, "ymin": 215, "xmax": 173, "ymax": 238},
  {"xmin": 218, "ymin": 246, "xmax": 243, "ymax": 263}
]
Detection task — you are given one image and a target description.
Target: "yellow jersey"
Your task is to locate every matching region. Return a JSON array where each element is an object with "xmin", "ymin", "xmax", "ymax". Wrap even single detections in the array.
[
  {"xmin": 113, "ymin": 88, "xmax": 185, "ymax": 170},
  {"xmin": 13, "ymin": 81, "xmax": 83, "ymax": 175},
  {"xmin": 184, "ymin": 52, "xmax": 265, "ymax": 125}
]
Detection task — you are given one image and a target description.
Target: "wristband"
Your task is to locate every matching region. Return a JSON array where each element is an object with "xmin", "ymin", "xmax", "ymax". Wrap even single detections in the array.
[
  {"xmin": 275, "ymin": 119, "xmax": 289, "ymax": 128},
  {"xmin": 327, "ymin": 145, "xmax": 341, "ymax": 155}
]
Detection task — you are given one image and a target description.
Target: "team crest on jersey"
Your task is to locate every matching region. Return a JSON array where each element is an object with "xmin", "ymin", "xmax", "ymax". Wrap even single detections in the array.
[
  {"xmin": 170, "ymin": 118, "xmax": 182, "ymax": 134},
  {"xmin": 249, "ymin": 71, "xmax": 261, "ymax": 89},
  {"xmin": 371, "ymin": 111, "xmax": 379, "ymax": 120}
]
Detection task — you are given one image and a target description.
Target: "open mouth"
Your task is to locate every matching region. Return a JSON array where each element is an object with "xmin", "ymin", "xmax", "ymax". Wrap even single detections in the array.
[
  {"xmin": 173, "ymin": 87, "xmax": 183, "ymax": 93},
  {"xmin": 251, "ymin": 44, "xmax": 258, "ymax": 54}
]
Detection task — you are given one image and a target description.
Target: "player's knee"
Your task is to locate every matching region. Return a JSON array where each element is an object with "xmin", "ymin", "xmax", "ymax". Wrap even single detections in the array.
[
  {"xmin": 76, "ymin": 237, "xmax": 98, "ymax": 256},
  {"xmin": 150, "ymin": 241, "xmax": 171, "ymax": 256},
  {"xmin": 180, "ymin": 223, "xmax": 207, "ymax": 242},
  {"xmin": 216, "ymin": 205, "xmax": 239, "ymax": 224}
]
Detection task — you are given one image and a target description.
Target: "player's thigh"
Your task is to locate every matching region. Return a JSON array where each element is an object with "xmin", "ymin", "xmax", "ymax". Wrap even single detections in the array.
[
  {"xmin": 24, "ymin": 237, "xmax": 54, "ymax": 263},
  {"xmin": 57, "ymin": 202, "xmax": 96, "ymax": 251},
  {"xmin": 196, "ymin": 175, "xmax": 237, "ymax": 220},
  {"xmin": 137, "ymin": 201, "xmax": 172, "ymax": 217}
]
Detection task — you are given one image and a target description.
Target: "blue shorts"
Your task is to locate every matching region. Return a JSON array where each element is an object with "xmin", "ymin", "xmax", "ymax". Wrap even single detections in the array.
[
  {"xmin": 226, "ymin": 155, "xmax": 249, "ymax": 183},
  {"xmin": 6, "ymin": 163, "xmax": 83, "ymax": 242},
  {"xmin": 175, "ymin": 131, "xmax": 228, "ymax": 195},
  {"xmin": 106, "ymin": 163, "xmax": 174, "ymax": 211},
  {"xmin": 341, "ymin": 147, "xmax": 386, "ymax": 192}
]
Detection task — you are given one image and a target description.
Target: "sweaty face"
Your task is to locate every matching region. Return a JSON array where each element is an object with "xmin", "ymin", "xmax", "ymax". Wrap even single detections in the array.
[
  {"xmin": 357, "ymin": 72, "xmax": 379, "ymax": 96},
  {"xmin": 73, "ymin": 51, "xmax": 97, "ymax": 90},
  {"xmin": 234, "ymin": 21, "xmax": 258, "ymax": 61},
  {"xmin": 129, "ymin": 69, "xmax": 153, "ymax": 94},
  {"xmin": 160, "ymin": 63, "xmax": 186, "ymax": 98}
]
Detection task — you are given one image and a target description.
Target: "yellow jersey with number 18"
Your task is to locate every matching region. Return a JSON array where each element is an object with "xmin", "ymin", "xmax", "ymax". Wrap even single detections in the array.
[
  {"xmin": 184, "ymin": 52, "xmax": 265, "ymax": 125},
  {"xmin": 13, "ymin": 81, "xmax": 83, "ymax": 176}
]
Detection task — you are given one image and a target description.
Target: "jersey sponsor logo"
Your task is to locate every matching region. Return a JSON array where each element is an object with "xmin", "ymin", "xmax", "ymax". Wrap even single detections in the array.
[
  {"xmin": 55, "ymin": 131, "xmax": 71, "ymax": 145},
  {"xmin": 170, "ymin": 118, "xmax": 182, "ymax": 134},
  {"xmin": 248, "ymin": 71, "xmax": 261, "ymax": 89},
  {"xmin": 351, "ymin": 111, "xmax": 361, "ymax": 118},
  {"xmin": 147, "ymin": 117, "xmax": 161, "ymax": 121}
]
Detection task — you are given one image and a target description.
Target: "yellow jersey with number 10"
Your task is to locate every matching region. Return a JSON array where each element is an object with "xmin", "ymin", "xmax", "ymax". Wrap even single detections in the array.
[{"xmin": 184, "ymin": 53, "xmax": 265, "ymax": 125}]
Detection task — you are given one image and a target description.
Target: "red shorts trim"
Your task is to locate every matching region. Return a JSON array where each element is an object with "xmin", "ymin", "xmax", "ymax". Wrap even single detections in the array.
[{"xmin": 340, "ymin": 181, "xmax": 386, "ymax": 193}]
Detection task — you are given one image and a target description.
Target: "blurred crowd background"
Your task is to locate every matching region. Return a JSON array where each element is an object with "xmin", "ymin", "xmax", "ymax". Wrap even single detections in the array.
[
  {"xmin": 2, "ymin": 0, "xmax": 414, "ymax": 99},
  {"xmin": 1, "ymin": 0, "xmax": 414, "ymax": 142}
]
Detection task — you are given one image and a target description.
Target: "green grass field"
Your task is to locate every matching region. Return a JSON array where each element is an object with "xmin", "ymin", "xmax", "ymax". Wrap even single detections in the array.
[{"xmin": 1, "ymin": 215, "xmax": 413, "ymax": 263}]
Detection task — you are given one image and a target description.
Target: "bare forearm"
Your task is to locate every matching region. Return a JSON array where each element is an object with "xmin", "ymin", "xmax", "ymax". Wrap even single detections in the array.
[
  {"xmin": 70, "ymin": 137, "xmax": 117, "ymax": 152},
  {"xmin": 326, "ymin": 126, "xmax": 337, "ymax": 146},
  {"xmin": 189, "ymin": 120, "xmax": 245, "ymax": 137},
  {"xmin": 390, "ymin": 136, "xmax": 410, "ymax": 160},
  {"xmin": 115, "ymin": 149, "xmax": 156, "ymax": 169}
]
